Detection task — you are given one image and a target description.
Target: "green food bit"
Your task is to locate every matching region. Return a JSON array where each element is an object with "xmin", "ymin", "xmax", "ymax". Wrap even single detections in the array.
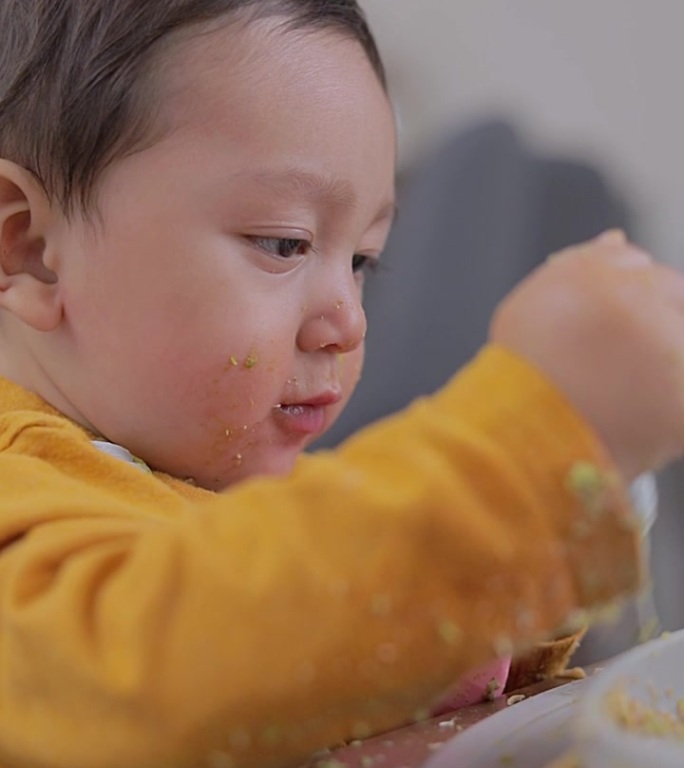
[
  {"xmin": 567, "ymin": 461, "xmax": 602, "ymax": 494},
  {"xmin": 637, "ymin": 617, "xmax": 661, "ymax": 644},
  {"xmin": 565, "ymin": 461, "xmax": 616, "ymax": 518},
  {"xmin": 438, "ymin": 619, "xmax": 463, "ymax": 646},
  {"xmin": 559, "ymin": 609, "xmax": 589, "ymax": 636},
  {"xmin": 131, "ymin": 455, "xmax": 152, "ymax": 473},
  {"xmin": 591, "ymin": 603, "xmax": 622, "ymax": 625},
  {"xmin": 371, "ymin": 594, "xmax": 393, "ymax": 617},
  {"xmin": 244, "ymin": 354, "xmax": 258, "ymax": 369},
  {"xmin": 493, "ymin": 635, "xmax": 513, "ymax": 657},
  {"xmin": 413, "ymin": 707, "xmax": 431, "ymax": 723},
  {"xmin": 351, "ymin": 721, "xmax": 372, "ymax": 740},
  {"xmin": 484, "ymin": 677, "xmax": 501, "ymax": 702}
]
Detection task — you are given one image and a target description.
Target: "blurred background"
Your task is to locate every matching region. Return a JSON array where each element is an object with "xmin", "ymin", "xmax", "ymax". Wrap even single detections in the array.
[
  {"xmin": 362, "ymin": 0, "xmax": 683, "ymax": 264},
  {"xmin": 319, "ymin": 1, "xmax": 684, "ymax": 661}
]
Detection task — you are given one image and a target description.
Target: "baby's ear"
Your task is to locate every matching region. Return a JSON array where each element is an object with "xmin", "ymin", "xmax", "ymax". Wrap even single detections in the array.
[{"xmin": 0, "ymin": 160, "xmax": 61, "ymax": 332}]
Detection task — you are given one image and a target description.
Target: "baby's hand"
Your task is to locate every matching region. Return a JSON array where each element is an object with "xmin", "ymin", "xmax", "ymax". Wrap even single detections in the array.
[{"xmin": 490, "ymin": 230, "xmax": 684, "ymax": 481}]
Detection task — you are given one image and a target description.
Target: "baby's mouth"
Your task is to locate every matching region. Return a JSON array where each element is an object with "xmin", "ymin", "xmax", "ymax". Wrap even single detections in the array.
[{"xmin": 273, "ymin": 392, "xmax": 341, "ymax": 436}]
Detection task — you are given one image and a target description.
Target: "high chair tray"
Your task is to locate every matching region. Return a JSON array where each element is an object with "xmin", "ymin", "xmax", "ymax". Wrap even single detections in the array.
[{"xmin": 423, "ymin": 677, "xmax": 587, "ymax": 768}]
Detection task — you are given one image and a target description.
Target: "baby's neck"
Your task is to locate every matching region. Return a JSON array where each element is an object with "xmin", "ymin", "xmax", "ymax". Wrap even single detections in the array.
[{"xmin": 0, "ymin": 328, "xmax": 95, "ymax": 433}]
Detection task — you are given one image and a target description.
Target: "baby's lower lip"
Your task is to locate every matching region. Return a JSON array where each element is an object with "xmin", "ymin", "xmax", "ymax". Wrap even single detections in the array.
[{"xmin": 274, "ymin": 403, "xmax": 327, "ymax": 435}]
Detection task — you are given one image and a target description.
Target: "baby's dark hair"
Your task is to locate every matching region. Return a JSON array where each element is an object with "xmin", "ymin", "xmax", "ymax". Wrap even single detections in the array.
[{"xmin": 0, "ymin": 0, "xmax": 386, "ymax": 216}]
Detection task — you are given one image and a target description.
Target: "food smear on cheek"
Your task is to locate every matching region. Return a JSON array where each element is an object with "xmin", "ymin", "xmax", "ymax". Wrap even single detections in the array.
[
  {"xmin": 203, "ymin": 344, "xmax": 281, "ymax": 475},
  {"xmin": 225, "ymin": 425, "xmax": 250, "ymax": 441},
  {"xmin": 224, "ymin": 352, "xmax": 259, "ymax": 371}
]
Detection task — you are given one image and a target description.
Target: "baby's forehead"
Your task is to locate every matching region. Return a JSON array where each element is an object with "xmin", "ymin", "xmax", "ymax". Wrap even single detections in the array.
[
  {"xmin": 156, "ymin": 19, "xmax": 365, "ymax": 106},
  {"xmin": 150, "ymin": 19, "xmax": 391, "ymax": 150},
  {"xmin": 87, "ymin": 13, "xmax": 395, "ymax": 218}
]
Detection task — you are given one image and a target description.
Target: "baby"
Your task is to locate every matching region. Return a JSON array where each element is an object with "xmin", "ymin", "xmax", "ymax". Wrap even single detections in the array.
[{"xmin": 1, "ymin": 1, "xmax": 684, "ymax": 767}]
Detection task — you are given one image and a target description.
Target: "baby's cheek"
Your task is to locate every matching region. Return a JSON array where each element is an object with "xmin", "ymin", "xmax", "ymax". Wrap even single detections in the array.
[{"xmin": 195, "ymin": 352, "xmax": 271, "ymax": 430}]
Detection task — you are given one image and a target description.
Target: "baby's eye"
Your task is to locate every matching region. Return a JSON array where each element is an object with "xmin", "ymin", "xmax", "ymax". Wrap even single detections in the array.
[
  {"xmin": 251, "ymin": 237, "xmax": 311, "ymax": 259},
  {"xmin": 352, "ymin": 254, "xmax": 377, "ymax": 273}
]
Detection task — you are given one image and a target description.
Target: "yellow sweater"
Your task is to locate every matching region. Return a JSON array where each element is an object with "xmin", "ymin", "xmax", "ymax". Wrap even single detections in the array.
[{"xmin": 0, "ymin": 346, "xmax": 639, "ymax": 768}]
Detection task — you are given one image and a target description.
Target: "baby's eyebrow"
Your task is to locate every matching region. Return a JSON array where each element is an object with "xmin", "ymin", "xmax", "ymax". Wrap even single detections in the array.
[
  {"xmin": 241, "ymin": 170, "xmax": 395, "ymax": 223},
  {"xmin": 245, "ymin": 169, "xmax": 357, "ymax": 209}
]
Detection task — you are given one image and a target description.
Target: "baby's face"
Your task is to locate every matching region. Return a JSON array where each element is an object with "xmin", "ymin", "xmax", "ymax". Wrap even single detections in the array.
[{"xmin": 51, "ymin": 18, "xmax": 396, "ymax": 489}]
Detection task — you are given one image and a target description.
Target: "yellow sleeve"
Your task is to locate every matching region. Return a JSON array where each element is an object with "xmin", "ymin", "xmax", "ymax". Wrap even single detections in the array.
[{"xmin": 0, "ymin": 346, "xmax": 641, "ymax": 768}]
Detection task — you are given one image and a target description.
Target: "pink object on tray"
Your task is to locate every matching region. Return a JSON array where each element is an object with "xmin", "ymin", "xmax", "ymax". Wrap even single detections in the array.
[{"xmin": 431, "ymin": 656, "xmax": 512, "ymax": 715}]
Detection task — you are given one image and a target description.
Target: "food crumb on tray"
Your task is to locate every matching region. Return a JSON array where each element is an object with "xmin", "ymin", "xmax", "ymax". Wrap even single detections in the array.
[{"xmin": 605, "ymin": 687, "xmax": 684, "ymax": 740}]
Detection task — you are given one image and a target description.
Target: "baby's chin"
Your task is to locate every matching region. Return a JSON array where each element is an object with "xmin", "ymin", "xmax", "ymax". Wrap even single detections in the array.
[
  {"xmin": 200, "ymin": 448, "xmax": 303, "ymax": 492},
  {"xmin": 182, "ymin": 415, "xmax": 342, "ymax": 491}
]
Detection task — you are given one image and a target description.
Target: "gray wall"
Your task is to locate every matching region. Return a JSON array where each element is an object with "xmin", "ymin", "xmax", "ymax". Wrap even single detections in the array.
[{"xmin": 362, "ymin": 0, "xmax": 684, "ymax": 265}]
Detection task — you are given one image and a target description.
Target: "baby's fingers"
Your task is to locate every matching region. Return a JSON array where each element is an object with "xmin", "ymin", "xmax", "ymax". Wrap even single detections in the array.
[
  {"xmin": 549, "ymin": 230, "xmax": 652, "ymax": 270},
  {"xmin": 653, "ymin": 263, "xmax": 684, "ymax": 309}
]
